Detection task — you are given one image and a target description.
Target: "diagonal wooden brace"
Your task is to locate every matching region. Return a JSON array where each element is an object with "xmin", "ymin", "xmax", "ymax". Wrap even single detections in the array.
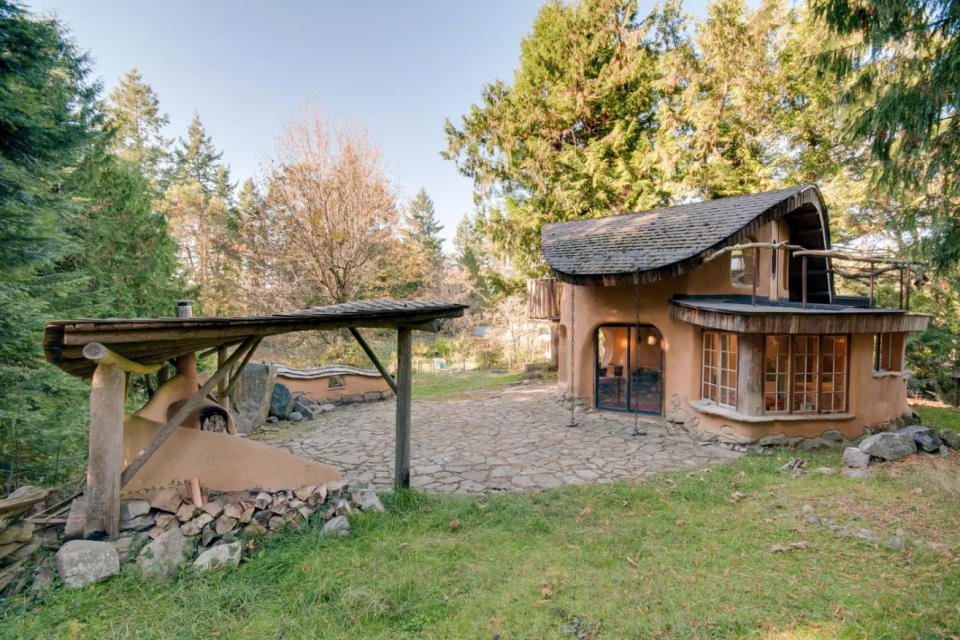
[
  {"xmin": 119, "ymin": 336, "xmax": 258, "ymax": 487},
  {"xmin": 348, "ymin": 327, "xmax": 398, "ymax": 394}
]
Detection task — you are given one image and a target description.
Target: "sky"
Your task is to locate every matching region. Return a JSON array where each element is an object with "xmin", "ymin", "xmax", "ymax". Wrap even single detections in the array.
[{"xmin": 28, "ymin": 0, "xmax": 710, "ymax": 250}]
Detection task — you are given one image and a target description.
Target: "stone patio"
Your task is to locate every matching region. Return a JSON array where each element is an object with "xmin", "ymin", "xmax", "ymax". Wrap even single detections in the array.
[{"xmin": 255, "ymin": 384, "xmax": 742, "ymax": 493}]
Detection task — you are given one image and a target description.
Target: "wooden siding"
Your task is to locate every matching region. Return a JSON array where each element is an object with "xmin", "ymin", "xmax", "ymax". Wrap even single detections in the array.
[
  {"xmin": 527, "ymin": 278, "xmax": 561, "ymax": 320},
  {"xmin": 669, "ymin": 303, "xmax": 930, "ymax": 334}
]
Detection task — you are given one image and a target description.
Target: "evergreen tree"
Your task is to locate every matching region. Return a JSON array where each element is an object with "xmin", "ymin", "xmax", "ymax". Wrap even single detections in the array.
[
  {"xmin": 407, "ymin": 188, "xmax": 444, "ymax": 267},
  {"xmin": 172, "ymin": 111, "xmax": 224, "ymax": 193},
  {"xmin": 0, "ymin": 0, "xmax": 101, "ymax": 487},
  {"xmin": 814, "ymin": 0, "xmax": 960, "ymax": 265},
  {"xmin": 444, "ymin": 0, "xmax": 682, "ymax": 273},
  {"xmin": 103, "ymin": 68, "xmax": 170, "ymax": 187}
]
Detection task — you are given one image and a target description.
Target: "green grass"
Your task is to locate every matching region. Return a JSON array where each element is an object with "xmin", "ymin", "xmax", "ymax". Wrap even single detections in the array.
[
  {"xmin": 410, "ymin": 369, "xmax": 528, "ymax": 401},
  {"xmin": 913, "ymin": 404, "xmax": 960, "ymax": 431},
  {"xmin": 5, "ymin": 450, "xmax": 959, "ymax": 639}
]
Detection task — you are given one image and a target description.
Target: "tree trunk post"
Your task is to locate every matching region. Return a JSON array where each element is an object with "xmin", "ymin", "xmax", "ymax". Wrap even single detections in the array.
[
  {"xmin": 217, "ymin": 346, "xmax": 230, "ymax": 412},
  {"xmin": 84, "ymin": 362, "xmax": 125, "ymax": 540},
  {"xmin": 395, "ymin": 326, "xmax": 413, "ymax": 489}
]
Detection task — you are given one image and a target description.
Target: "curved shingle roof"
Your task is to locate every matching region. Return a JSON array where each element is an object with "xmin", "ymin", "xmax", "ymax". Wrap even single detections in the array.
[{"xmin": 542, "ymin": 185, "xmax": 828, "ymax": 285}]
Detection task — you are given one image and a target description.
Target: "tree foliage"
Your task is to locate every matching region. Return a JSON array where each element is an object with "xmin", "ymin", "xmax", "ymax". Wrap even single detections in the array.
[{"xmin": 103, "ymin": 68, "xmax": 170, "ymax": 187}]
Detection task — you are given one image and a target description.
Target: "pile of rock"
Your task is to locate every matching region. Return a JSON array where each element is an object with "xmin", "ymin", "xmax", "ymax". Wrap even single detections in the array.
[
  {"xmin": 37, "ymin": 482, "xmax": 385, "ymax": 591},
  {"xmin": 842, "ymin": 425, "xmax": 958, "ymax": 472},
  {"xmin": 268, "ymin": 383, "xmax": 338, "ymax": 423}
]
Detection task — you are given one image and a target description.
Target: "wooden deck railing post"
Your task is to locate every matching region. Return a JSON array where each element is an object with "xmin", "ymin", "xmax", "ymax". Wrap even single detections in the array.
[
  {"xmin": 84, "ymin": 362, "xmax": 125, "ymax": 539},
  {"xmin": 394, "ymin": 327, "xmax": 412, "ymax": 489}
]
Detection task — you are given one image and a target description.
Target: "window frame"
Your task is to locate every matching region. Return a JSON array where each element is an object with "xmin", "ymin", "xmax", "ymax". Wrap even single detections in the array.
[
  {"xmin": 593, "ymin": 323, "xmax": 664, "ymax": 416},
  {"xmin": 874, "ymin": 332, "xmax": 902, "ymax": 372},
  {"xmin": 327, "ymin": 375, "xmax": 345, "ymax": 390},
  {"xmin": 701, "ymin": 331, "xmax": 739, "ymax": 409},
  {"xmin": 762, "ymin": 334, "xmax": 849, "ymax": 415}
]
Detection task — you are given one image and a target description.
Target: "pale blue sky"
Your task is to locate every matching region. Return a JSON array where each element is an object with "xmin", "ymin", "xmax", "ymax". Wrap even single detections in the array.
[{"xmin": 28, "ymin": 1, "xmax": 710, "ymax": 249}]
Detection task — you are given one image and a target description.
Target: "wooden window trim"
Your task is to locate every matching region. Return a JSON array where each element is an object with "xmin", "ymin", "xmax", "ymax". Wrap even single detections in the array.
[
  {"xmin": 762, "ymin": 334, "xmax": 849, "ymax": 416},
  {"xmin": 702, "ymin": 330, "xmax": 738, "ymax": 410}
]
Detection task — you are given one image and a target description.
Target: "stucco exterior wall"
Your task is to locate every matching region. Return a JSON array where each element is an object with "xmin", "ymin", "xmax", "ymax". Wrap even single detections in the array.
[
  {"xmin": 556, "ymin": 222, "xmax": 913, "ymax": 439},
  {"xmin": 279, "ymin": 373, "xmax": 390, "ymax": 402}
]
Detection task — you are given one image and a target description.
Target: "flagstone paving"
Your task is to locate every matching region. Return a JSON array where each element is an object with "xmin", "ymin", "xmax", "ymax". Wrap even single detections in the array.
[{"xmin": 255, "ymin": 384, "xmax": 742, "ymax": 493}]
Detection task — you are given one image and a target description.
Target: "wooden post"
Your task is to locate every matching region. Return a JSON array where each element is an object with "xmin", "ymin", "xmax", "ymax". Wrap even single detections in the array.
[
  {"xmin": 801, "ymin": 256, "xmax": 808, "ymax": 309},
  {"xmin": 751, "ymin": 248, "xmax": 758, "ymax": 305},
  {"xmin": 736, "ymin": 333, "xmax": 764, "ymax": 416},
  {"xmin": 394, "ymin": 326, "xmax": 412, "ymax": 489},
  {"xmin": 905, "ymin": 265, "xmax": 911, "ymax": 310},
  {"xmin": 85, "ymin": 363, "xmax": 125, "ymax": 540},
  {"xmin": 869, "ymin": 264, "xmax": 875, "ymax": 308},
  {"xmin": 217, "ymin": 346, "xmax": 229, "ymax": 411}
]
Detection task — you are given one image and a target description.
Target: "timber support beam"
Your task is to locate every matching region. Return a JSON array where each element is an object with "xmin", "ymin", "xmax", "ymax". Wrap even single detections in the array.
[
  {"xmin": 394, "ymin": 326, "xmax": 412, "ymax": 489},
  {"xmin": 348, "ymin": 327, "xmax": 398, "ymax": 394}
]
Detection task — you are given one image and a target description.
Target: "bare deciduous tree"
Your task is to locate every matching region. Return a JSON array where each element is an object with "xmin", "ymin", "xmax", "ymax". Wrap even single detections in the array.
[{"xmin": 267, "ymin": 111, "xmax": 397, "ymax": 305}]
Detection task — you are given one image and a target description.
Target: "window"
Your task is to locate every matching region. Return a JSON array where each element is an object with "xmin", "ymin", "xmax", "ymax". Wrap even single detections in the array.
[
  {"xmin": 730, "ymin": 248, "xmax": 755, "ymax": 287},
  {"xmin": 327, "ymin": 375, "xmax": 344, "ymax": 389},
  {"xmin": 702, "ymin": 332, "xmax": 738, "ymax": 408},
  {"xmin": 874, "ymin": 333, "xmax": 902, "ymax": 372},
  {"xmin": 763, "ymin": 335, "xmax": 848, "ymax": 415}
]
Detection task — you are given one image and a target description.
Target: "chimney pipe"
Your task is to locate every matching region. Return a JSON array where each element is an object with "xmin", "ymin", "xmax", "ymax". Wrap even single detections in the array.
[{"xmin": 175, "ymin": 301, "xmax": 192, "ymax": 318}]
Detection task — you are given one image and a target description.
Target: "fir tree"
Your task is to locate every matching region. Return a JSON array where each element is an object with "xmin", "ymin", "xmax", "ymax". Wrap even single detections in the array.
[
  {"xmin": 172, "ymin": 111, "xmax": 224, "ymax": 194},
  {"xmin": 407, "ymin": 188, "xmax": 444, "ymax": 267},
  {"xmin": 103, "ymin": 68, "xmax": 170, "ymax": 187}
]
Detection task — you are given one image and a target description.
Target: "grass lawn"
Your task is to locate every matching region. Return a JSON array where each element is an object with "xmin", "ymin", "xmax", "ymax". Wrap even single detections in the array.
[
  {"xmin": 5, "ymin": 445, "xmax": 959, "ymax": 639},
  {"xmin": 914, "ymin": 404, "xmax": 960, "ymax": 432},
  {"xmin": 411, "ymin": 368, "xmax": 529, "ymax": 401}
]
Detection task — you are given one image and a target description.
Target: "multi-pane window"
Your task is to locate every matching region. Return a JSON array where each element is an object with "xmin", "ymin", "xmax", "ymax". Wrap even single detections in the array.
[
  {"xmin": 702, "ymin": 332, "xmax": 738, "ymax": 408},
  {"xmin": 874, "ymin": 333, "xmax": 902, "ymax": 372},
  {"xmin": 763, "ymin": 335, "xmax": 848, "ymax": 415},
  {"xmin": 763, "ymin": 336, "xmax": 789, "ymax": 412}
]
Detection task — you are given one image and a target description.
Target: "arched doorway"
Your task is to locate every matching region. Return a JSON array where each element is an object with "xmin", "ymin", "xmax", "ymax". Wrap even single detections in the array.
[{"xmin": 594, "ymin": 324, "xmax": 663, "ymax": 414}]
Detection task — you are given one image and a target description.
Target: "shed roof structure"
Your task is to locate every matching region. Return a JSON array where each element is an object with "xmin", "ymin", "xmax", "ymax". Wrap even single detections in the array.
[
  {"xmin": 542, "ymin": 185, "xmax": 830, "ymax": 289},
  {"xmin": 44, "ymin": 299, "xmax": 466, "ymax": 378},
  {"xmin": 44, "ymin": 298, "xmax": 467, "ymax": 540}
]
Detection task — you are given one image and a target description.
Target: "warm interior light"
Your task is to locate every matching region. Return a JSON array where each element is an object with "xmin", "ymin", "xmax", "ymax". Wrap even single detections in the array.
[
  {"xmin": 647, "ymin": 334, "xmax": 658, "ymax": 346},
  {"xmin": 620, "ymin": 338, "xmax": 628, "ymax": 348}
]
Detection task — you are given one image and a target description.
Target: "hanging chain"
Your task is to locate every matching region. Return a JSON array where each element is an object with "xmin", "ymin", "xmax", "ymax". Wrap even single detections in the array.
[
  {"xmin": 566, "ymin": 284, "xmax": 577, "ymax": 427},
  {"xmin": 632, "ymin": 272, "xmax": 646, "ymax": 436}
]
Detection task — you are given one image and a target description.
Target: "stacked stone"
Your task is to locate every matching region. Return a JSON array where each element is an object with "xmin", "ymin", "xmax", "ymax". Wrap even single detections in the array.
[{"xmin": 51, "ymin": 484, "xmax": 385, "ymax": 589}]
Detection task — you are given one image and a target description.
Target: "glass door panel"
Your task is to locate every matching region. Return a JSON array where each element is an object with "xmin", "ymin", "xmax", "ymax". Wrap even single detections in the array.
[{"xmin": 629, "ymin": 326, "xmax": 662, "ymax": 414}]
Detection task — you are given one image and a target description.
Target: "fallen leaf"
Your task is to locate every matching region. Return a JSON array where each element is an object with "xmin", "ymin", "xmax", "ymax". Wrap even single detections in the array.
[
  {"xmin": 580, "ymin": 505, "xmax": 591, "ymax": 517},
  {"xmin": 449, "ymin": 520, "xmax": 461, "ymax": 531}
]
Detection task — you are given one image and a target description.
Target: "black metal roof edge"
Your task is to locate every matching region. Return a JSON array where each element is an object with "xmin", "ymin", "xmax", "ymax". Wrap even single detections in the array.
[{"xmin": 668, "ymin": 294, "xmax": 918, "ymax": 316}]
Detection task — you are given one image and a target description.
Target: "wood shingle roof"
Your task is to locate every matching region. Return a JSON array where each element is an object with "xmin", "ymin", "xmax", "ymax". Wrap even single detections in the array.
[{"xmin": 542, "ymin": 185, "xmax": 828, "ymax": 286}]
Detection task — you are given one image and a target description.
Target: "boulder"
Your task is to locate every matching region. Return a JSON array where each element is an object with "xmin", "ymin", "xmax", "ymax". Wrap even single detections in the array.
[
  {"xmin": 120, "ymin": 500, "xmax": 151, "ymax": 520},
  {"xmin": 858, "ymin": 432, "xmax": 917, "ymax": 461},
  {"xmin": 112, "ymin": 536, "xmax": 135, "ymax": 563},
  {"xmin": 288, "ymin": 411, "xmax": 304, "ymax": 423},
  {"xmin": 269, "ymin": 383, "xmax": 292, "ymax": 420},
  {"xmin": 351, "ymin": 489, "xmax": 385, "ymax": 513},
  {"xmin": 56, "ymin": 540, "xmax": 120, "ymax": 588},
  {"xmin": 820, "ymin": 429, "xmax": 844, "ymax": 442},
  {"xmin": 842, "ymin": 468, "xmax": 872, "ymax": 479},
  {"xmin": 193, "ymin": 542, "xmax": 242, "ymax": 571},
  {"xmin": 940, "ymin": 428, "xmax": 960, "ymax": 449},
  {"xmin": 120, "ymin": 514, "xmax": 155, "ymax": 531},
  {"xmin": 898, "ymin": 425, "xmax": 941, "ymax": 453},
  {"xmin": 758, "ymin": 433, "xmax": 789, "ymax": 447},
  {"xmin": 292, "ymin": 395, "xmax": 320, "ymax": 420},
  {"xmin": 842, "ymin": 447, "xmax": 871, "ymax": 469},
  {"xmin": 321, "ymin": 516, "xmax": 351, "ymax": 538},
  {"xmin": 363, "ymin": 391, "xmax": 382, "ymax": 402},
  {"xmin": 319, "ymin": 403, "xmax": 336, "ymax": 413},
  {"xmin": 230, "ymin": 363, "xmax": 277, "ymax": 434},
  {"xmin": 718, "ymin": 425, "xmax": 757, "ymax": 446},
  {"xmin": 138, "ymin": 528, "xmax": 192, "ymax": 578}
]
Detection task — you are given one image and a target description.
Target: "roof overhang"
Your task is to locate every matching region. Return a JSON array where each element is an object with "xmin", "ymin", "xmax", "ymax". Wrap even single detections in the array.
[
  {"xmin": 669, "ymin": 296, "xmax": 930, "ymax": 334},
  {"xmin": 44, "ymin": 299, "xmax": 467, "ymax": 378}
]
